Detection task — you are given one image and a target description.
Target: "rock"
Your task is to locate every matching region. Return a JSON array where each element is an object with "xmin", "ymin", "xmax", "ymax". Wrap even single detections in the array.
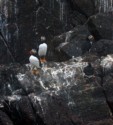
[
  {"xmin": 29, "ymin": 92, "xmax": 84, "ymax": 125},
  {"xmin": 0, "ymin": 37, "xmax": 13, "ymax": 64},
  {"xmin": 100, "ymin": 55, "xmax": 113, "ymax": 123},
  {"xmin": 71, "ymin": 0, "xmax": 113, "ymax": 14},
  {"xmin": 95, "ymin": 0, "xmax": 113, "ymax": 13},
  {"xmin": 83, "ymin": 63, "xmax": 94, "ymax": 76},
  {"xmin": 100, "ymin": 55, "xmax": 113, "ymax": 75},
  {"xmin": 103, "ymin": 73, "xmax": 113, "ymax": 114},
  {"xmin": 87, "ymin": 119, "xmax": 113, "ymax": 125},
  {"xmin": 52, "ymin": 25, "xmax": 92, "ymax": 61},
  {"xmin": 68, "ymin": 10, "xmax": 87, "ymax": 27},
  {"xmin": 0, "ymin": 0, "xmax": 113, "ymax": 64},
  {"xmin": 0, "ymin": 66, "xmax": 26, "ymax": 96},
  {"xmin": 0, "ymin": 0, "xmax": 113, "ymax": 124},
  {"xmin": 0, "ymin": 58, "xmax": 112, "ymax": 124},
  {"xmin": 87, "ymin": 13, "xmax": 113, "ymax": 40},
  {"xmin": 0, "ymin": 110, "xmax": 14, "ymax": 125},
  {"xmin": 15, "ymin": 60, "xmax": 113, "ymax": 124},
  {"xmin": 90, "ymin": 39, "xmax": 113, "ymax": 56},
  {"xmin": 70, "ymin": 0, "xmax": 95, "ymax": 17},
  {"xmin": 0, "ymin": 0, "xmax": 89, "ymax": 64}
]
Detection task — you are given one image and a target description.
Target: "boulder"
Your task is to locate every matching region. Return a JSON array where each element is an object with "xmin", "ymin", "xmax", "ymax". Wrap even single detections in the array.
[
  {"xmin": 52, "ymin": 25, "xmax": 92, "ymax": 61},
  {"xmin": 100, "ymin": 55, "xmax": 113, "ymax": 122},
  {"xmin": 103, "ymin": 74, "xmax": 113, "ymax": 114},
  {"xmin": 0, "ymin": 110, "xmax": 14, "ymax": 125},
  {"xmin": 90, "ymin": 39, "xmax": 113, "ymax": 56},
  {"xmin": 87, "ymin": 13, "xmax": 113, "ymax": 40},
  {"xmin": 0, "ymin": 58, "xmax": 112, "ymax": 125}
]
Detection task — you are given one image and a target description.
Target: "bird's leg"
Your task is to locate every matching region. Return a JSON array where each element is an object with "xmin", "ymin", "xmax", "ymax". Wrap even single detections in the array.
[
  {"xmin": 31, "ymin": 66, "xmax": 40, "ymax": 75},
  {"xmin": 30, "ymin": 66, "xmax": 35, "ymax": 74},
  {"xmin": 40, "ymin": 56, "xmax": 47, "ymax": 63}
]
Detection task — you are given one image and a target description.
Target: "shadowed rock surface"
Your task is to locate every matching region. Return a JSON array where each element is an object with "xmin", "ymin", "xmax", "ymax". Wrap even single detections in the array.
[
  {"xmin": 87, "ymin": 13, "xmax": 113, "ymax": 40},
  {"xmin": 0, "ymin": 57, "xmax": 112, "ymax": 125},
  {"xmin": 0, "ymin": 0, "xmax": 89, "ymax": 64},
  {"xmin": 0, "ymin": 0, "xmax": 113, "ymax": 125},
  {"xmin": 0, "ymin": 0, "xmax": 113, "ymax": 63},
  {"xmin": 52, "ymin": 25, "xmax": 92, "ymax": 61},
  {"xmin": 90, "ymin": 39, "xmax": 113, "ymax": 56}
]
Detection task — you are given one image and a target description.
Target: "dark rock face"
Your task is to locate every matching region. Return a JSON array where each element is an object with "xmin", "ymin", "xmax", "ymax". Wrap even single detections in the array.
[
  {"xmin": 70, "ymin": 0, "xmax": 95, "ymax": 17},
  {"xmin": 0, "ymin": 59, "xmax": 112, "ymax": 125},
  {"xmin": 0, "ymin": 0, "xmax": 87, "ymax": 64},
  {"xmin": 0, "ymin": 0, "xmax": 113, "ymax": 125},
  {"xmin": 83, "ymin": 63, "xmax": 94, "ymax": 76},
  {"xmin": 103, "ymin": 74, "xmax": 113, "ymax": 114},
  {"xmin": 0, "ymin": 110, "xmax": 14, "ymax": 125},
  {"xmin": 52, "ymin": 25, "xmax": 91, "ymax": 61},
  {"xmin": 90, "ymin": 39, "xmax": 113, "ymax": 56},
  {"xmin": 87, "ymin": 13, "xmax": 113, "ymax": 40},
  {"xmin": 3, "ymin": 96, "xmax": 37, "ymax": 125},
  {"xmin": 51, "ymin": 13, "xmax": 113, "ymax": 61},
  {"xmin": 70, "ymin": 0, "xmax": 113, "ymax": 15},
  {"xmin": 0, "ymin": 37, "xmax": 13, "ymax": 64},
  {"xmin": 0, "ymin": 0, "xmax": 101, "ymax": 64},
  {"xmin": 87, "ymin": 119, "xmax": 113, "ymax": 125},
  {"xmin": 0, "ymin": 0, "xmax": 113, "ymax": 64}
]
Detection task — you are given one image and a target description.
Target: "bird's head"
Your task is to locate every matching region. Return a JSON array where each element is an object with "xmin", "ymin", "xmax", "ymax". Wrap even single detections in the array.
[
  {"xmin": 41, "ymin": 36, "xmax": 46, "ymax": 41},
  {"xmin": 29, "ymin": 49, "xmax": 37, "ymax": 55}
]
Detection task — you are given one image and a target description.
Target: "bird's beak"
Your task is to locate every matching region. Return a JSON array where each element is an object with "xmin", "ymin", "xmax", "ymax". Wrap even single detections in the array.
[
  {"xmin": 28, "ymin": 50, "xmax": 34, "ymax": 55},
  {"xmin": 29, "ymin": 49, "xmax": 37, "ymax": 55}
]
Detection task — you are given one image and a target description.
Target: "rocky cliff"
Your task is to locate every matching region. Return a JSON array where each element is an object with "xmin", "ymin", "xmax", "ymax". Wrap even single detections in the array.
[{"xmin": 0, "ymin": 0, "xmax": 113, "ymax": 125}]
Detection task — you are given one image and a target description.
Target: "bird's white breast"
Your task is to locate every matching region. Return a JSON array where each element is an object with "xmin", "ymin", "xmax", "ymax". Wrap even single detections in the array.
[
  {"xmin": 29, "ymin": 55, "xmax": 40, "ymax": 68},
  {"xmin": 38, "ymin": 43, "xmax": 47, "ymax": 56}
]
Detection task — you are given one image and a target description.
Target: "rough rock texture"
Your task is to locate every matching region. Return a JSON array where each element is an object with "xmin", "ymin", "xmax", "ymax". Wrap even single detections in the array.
[
  {"xmin": 0, "ymin": 110, "xmax": 14, "ymax": 125},
  {"xmin": 70, "ymin": 0, "xmax": 95, "ymax": 17},
  {"xmin": 0, "ymin": 0, "xmax": 88, "ymax": 64},
  {"xmin": 51, "ymin": 13, "xmax": 113, "ymax": 61},
  {"xmin": 0, "ymin": 0, "xmax": 113, "ymax": 125},
  {"xmin": 0, "ymin": 36, "xmax": 13, "ymax": 64},
  {"xmin": 90, "ymin": 39, "xmax": 113, "ymax": 56},
  {"xmin": 87, "ymin": 13, "xmax": 113, "ymax": 40},
  {"xmin": 0, "ymin": 57, "xmax": 112, "ymax": 125},
  {"xmin": 52, "ymin": 25, "xmax": 92, "ymax": 61},
  {"xmin": 0, "ymin": 0, "xmax": 113, "ymax": 63},
  {"xmin": 70, "ymin": 0, "xmax": 113, "ymax": 14}
]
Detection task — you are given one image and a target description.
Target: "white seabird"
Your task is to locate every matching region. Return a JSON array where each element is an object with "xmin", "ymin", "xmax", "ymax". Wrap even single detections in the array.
[
  {"xmin": 29, "ymin": 49, "xmax": 40, "ymax": 75},
  {"xmin": 29, "ymin": 55, "xmax": 40, "ymax": 69},
  {"xmin": 38, "ymin": 43, "xmax": 47, "ymax": 63}
]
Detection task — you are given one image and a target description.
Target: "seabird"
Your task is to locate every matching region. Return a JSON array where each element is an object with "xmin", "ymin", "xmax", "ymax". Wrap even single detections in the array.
[
  {"xmin": 38, "ymin": 43, "xmax": 47, "ymax": 63},
  {"xmin": 29, "ymin": 49, "xmax": 40, "ymax": 75}
]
